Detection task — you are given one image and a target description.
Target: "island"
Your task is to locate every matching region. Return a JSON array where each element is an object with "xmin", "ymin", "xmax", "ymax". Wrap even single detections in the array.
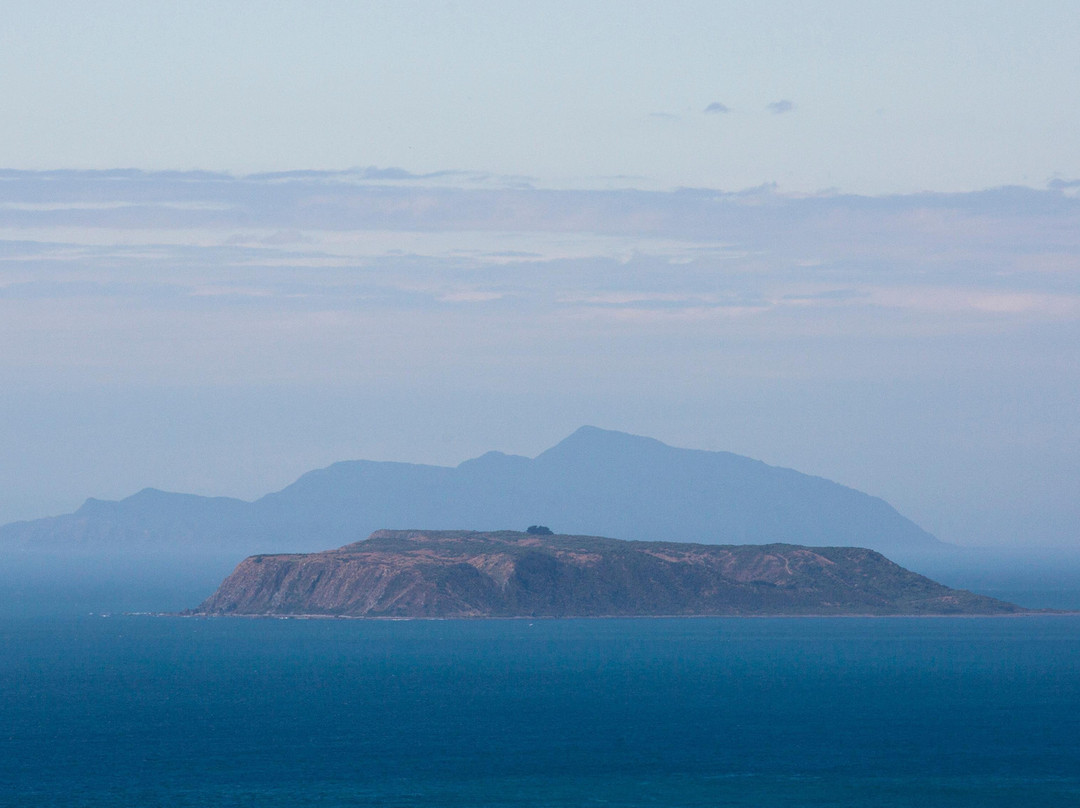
[{"xmin": 190, "ymin": 530, "xmax": 1023, "ymax": 618}]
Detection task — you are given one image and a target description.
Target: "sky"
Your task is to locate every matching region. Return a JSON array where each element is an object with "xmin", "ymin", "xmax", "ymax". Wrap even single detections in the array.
[
  {"xmin": 1, "ymin": 2, "xmax": 1079, "ymax": 549},
  {"xmin": 3, "ymin": 1, "xmax": 1080, "ymax": 192}
]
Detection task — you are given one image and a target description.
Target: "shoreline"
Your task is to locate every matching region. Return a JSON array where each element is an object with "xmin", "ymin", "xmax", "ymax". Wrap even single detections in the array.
[{"xmin": 154, "ymin": 609, "xmax": 1077, "ymax": 621}]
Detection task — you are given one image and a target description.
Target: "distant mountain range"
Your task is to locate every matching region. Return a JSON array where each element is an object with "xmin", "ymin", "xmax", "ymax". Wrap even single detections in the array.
[
  {"xmin": 193, "ymin": 530, "xmax": 1009, "ymax": 619},
  {"xmin": 1, "ymin": 426, "xmax": 943, "ymax": 558}
]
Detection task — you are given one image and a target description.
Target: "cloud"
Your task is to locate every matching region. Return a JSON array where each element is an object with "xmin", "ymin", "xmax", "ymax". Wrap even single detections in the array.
[
  {"xmin": 867, "ymin": 287, "xmax": 1080, "ymax": 318},
  {"xmin": 438, "ymin": 290, "xmax": 506, "ymax": 303},
  {"xmin": 704, "ymin": 102, "xmax": 730, "ymax": 114},
  {"xmin": 1049, "ymin": 178, "xmax": 1080, "ymax": 191},
  {"xmin": 766, "ymin": 99, "xmax": 794, "ymax": 114}
]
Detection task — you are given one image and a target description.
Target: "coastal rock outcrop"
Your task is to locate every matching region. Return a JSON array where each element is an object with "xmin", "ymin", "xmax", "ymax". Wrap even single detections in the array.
[{"xmin": 192, "ymin": 530, "xmax": 1021, "ymax": 618}]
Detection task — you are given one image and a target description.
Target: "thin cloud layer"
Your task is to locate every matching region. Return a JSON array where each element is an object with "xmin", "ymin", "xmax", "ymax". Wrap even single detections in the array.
[
  {"xmin": 767, "ymin": 99, "xmax": 794, "ymax": 114},
  {"xmin": 704, "ymin": 102, "xmax": 730, "ymax": 114},
  {"xmin": 1, "ymin": 170, "xmax": 1077, "ymax": 369}
]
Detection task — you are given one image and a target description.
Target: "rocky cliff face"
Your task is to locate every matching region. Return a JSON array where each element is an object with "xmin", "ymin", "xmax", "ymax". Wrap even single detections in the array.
[{"xmin": 192, "ymin": 530, "xmax": 1021, "ymax": 618}]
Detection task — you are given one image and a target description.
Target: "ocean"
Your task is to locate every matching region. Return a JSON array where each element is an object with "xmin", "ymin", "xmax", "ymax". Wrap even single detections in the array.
[{"xmin": 2, "ymin": 615, "xmax": 1078, "ymax": 807}]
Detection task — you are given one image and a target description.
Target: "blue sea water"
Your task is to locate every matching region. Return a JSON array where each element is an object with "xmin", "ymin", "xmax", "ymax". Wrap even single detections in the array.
[{"xmin": 2, "ymin": 615, "xmax": 1079, "ymax": 807}]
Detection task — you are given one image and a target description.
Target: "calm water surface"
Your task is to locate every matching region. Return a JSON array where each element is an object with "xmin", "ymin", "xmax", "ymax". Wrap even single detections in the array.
[{"xmin": 2, "ymin": 615, "xmax": 1078, "ymax": 807}]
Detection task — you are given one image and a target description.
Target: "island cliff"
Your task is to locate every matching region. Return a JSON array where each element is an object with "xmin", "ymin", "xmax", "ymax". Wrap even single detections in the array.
[{"xmin": 192, "ymin": 530, "xmax": 1021, "ymax": 618}]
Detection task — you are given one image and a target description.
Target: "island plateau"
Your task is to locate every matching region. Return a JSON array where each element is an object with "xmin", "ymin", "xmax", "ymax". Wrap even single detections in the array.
[{"xmin": 192, "ymin": 530, "xmax": 1021, "ymax": 618}]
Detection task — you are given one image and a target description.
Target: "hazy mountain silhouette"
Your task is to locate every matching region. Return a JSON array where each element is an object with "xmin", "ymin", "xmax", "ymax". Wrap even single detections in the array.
[{"xmin": 0, "ymin": 426, "xmax": 943, "ymax": 557}]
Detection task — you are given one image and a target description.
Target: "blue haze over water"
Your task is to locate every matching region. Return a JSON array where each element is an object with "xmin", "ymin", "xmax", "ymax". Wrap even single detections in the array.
[{"xmin": 2, "ymin": 615, "xmax": 1079, "ymax": 807}]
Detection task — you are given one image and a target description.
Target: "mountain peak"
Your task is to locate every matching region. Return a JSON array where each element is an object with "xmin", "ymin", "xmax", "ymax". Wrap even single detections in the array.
[
  {"xmin": 536, "ymin": 426, "xmax": 671, "ymax": 462},
  {"xmin": 456, "ymin": 450, "xmax": 531, "ymax": 472}
]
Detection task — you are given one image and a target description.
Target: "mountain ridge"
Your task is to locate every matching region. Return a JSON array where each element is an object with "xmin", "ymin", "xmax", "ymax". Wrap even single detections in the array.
[{"xmin": 1, "ymin": 426, "xmax": 943, "ymax": 557}]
